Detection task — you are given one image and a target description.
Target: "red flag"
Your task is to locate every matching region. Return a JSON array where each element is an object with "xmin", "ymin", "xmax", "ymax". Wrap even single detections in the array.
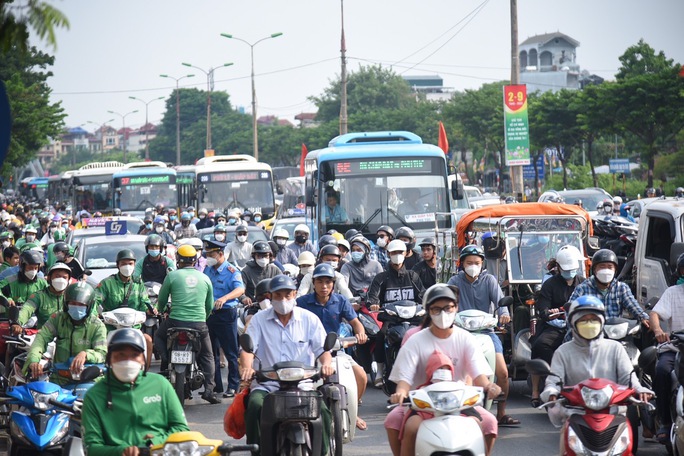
[
  {"xmin": 300, "ymin": 144, "xmax": 308, "ymax": 176},
  {"xmin": 438, "ymin": 122, "xmax": 449, "ymax": 155}
]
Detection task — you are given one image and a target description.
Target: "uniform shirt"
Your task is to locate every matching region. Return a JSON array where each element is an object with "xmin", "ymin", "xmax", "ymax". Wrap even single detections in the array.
[
  {"xmin": 82, "ymin": 372, "xmax": 189, "ymax": 455},
  {"xmin": 204, "ymin": 260, "xmax": 244, "ymax": 308},
  {"xmin": 297, "ymin": 292, "xmax": 358, "ymax": 334},
  {"xmin": 0, "ymin": 272, "xmax": 48, "ymax": 305},
  {"xmin": 95, "ymin": 274, "xmax": 151, "ymax": 314},
  {"xmin": 157, "ymin": 267, "xmax": 214, "ymax": 322},
  {"xmin": 447, "ymin": 270, "xmax": 508, "ymax": 317},
  {"xmin": 18, "ymin": 287, "xmax": 64, "ymax": 328},
  {"xmin": 569, "ymin": 276, "xmax": 649, "ymax": 322}
]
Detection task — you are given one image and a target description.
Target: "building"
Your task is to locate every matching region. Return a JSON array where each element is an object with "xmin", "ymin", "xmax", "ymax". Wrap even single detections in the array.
[
  {"xmin": 519, "ymin": 32, "xmax": 581, "ymax": 93},
  {"xmin": 294, "ymin": 112, "xmax": 318, "ymax": 128},
  {"xmin": 403, "ymin": 75, "xmax": 455, "ymax": 102}
]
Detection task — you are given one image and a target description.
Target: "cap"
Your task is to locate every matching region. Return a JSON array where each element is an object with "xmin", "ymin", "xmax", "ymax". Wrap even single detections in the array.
[{"xmin": 204, "ymin": 240, "xmax": 226, "ymax": 252}]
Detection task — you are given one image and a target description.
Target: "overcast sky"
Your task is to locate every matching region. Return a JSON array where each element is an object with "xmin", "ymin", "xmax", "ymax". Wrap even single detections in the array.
[{"xmin": 35, "ymin": 0, "xmax": 683, "ymax": 132}]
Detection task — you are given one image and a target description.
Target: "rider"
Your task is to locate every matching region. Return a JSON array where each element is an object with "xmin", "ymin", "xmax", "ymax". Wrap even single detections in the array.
[
  {"xmin": 212, "ymin": 223, "xmax": 228, "ymax": 243},
  {"xmin": 240, "ymin": 275, "xmax": 334, "ymax": 454},
  {"xmin": 569, "ymin": 249, "xmax": 650, "ymax": 325},
  {"xmin": 133, "ymin": 234, "xmax": 176, "ymax": 284},
  {"xmin": 296, "ymin": 244, "xmax": 353, "ymax": 299},
  {"xmin": 340, "ymin": 235, "xmax": 383, "ymax": 297},
  {"xmin": 295, "ymin": 251, "xmax": 315, "ymax": 287},
  {"xmin": 0, "ymin": 250, "xmax": 48, "ymax": 307},
  {"xmin": 173, "ymin": 211, "xmax": 197, "ymax": 240},
  {"xmin": 395, "ymin": 227, "xmax": 420, "ymax": 270},
  {"xmin": 153, "ymin": 215, "xmax": 175, "ymax": 245},
  {"xmin": 225, "ymin": 224, "xmax": 253, "ymax": 269},
  {"xmin": 196, "ymin": 207, "xmax": 214, "ymax": 230},
  {"xmin": 155, "ymin": 244, "xmax": 221, "ymax": 404},
  {"xmin": 0, "ymin": 245, "xmax": 19, "ymax": 274},
  {"xmin": 447, "ymin": 244, "xmax": 518, "ymax": 426},
  {"xmin": 25, "ymin": 282, "xmax": 107, "ymax": 384},
  {"xmin": 371, "ymin": 225, "xmax": 394, "ymax": 268},
  {"xmin": 12, "ymin": 262, "xmax": 71, "ymax": 334},
  {"xmin": 272, "ymin": 228, "xmax": 299, "ymax": 266},
  {"xmin": 81, "ymin": 328, "xmax": 189, "ymax": 455},
  {"xmin": 239, "ymin": 241, "xmax": 281, "ymax": 306},
  {"xmin": 412, "ymin": 237, "xmax": 438, "ymax": 288},
  {"xmin": 287, "ymin": 223, "xmax": 317, "ymax": 258}
]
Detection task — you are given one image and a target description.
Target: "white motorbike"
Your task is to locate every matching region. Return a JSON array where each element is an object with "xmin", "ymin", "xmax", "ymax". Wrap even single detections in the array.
[
  {"xmin": 406, "ymin": 381, "xmax": 486, "ymax": 456},
  {"xmin": 101, "ymin": 307, "xmax": 147, "ymax": 330},
  {"xmin": 454, "ymin": 309, "xmax": 497, "ymax": 409}
]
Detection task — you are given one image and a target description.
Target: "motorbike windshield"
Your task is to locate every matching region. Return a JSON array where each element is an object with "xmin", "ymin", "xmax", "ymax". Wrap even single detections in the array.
[{"xmin": 505, "ymin": 231, "xmax": 584, "ymax": 283}]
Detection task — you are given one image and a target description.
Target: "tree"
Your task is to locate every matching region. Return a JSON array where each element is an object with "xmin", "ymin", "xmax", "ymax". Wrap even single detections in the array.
[
  {"xmin": 0, "ymin": 46, "xmax": 65, "ymax": 177},
  {"xmin": 0, "ymin": 0, "xmax": 69, "ymax": 52}
]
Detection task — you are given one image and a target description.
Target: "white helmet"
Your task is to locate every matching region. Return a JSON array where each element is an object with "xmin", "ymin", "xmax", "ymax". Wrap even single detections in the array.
[
  {"xmin": 297, "ymin": 251, "xmax": 315, "ymax": 266},
  {"xmin": 387, "ymin": 239, "xmax": 407, "ymax": 253},
  {"xmin": 282, "ymin": 263, "xmax": 300, "ymax": 277},
  {"xmin": 556, "ymin": 245, "xmax": 582, "ymax": 271},
  {"xmin": 273, "ymin": 228, "xmax": 289, "ymax": 239},
  {"xmin": 612, "ymin": 196, "xmax": 622, "ymax": 205},
  {"xmin": 294, "ymin": 224, "xmax": 310, "ymax": 234}
]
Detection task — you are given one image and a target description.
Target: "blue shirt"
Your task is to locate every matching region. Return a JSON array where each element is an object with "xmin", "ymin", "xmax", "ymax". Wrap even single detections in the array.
[
  {"xmin": 204, "ymin": 260, "xmax": 244, "ymax": 309},
  {"xmin": 296, "ymin": 293, "xmax": 358, "ymax": 334},
  {"xmin": 325, "ymin": 204, "xmax": 348, "ymax": 223},
  {"xmin": 569, "ymin": 276, "xmax": 649, "ymax": 322},
  {"xmin": 447, "ymin": 270, "xmax": 508, "ymax": 316}
]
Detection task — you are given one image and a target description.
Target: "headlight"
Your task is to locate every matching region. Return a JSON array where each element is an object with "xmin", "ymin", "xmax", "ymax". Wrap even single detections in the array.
[
  {"xmin": 271, "ymin": 367, "xmax": 317, "ymax": 382},
  {"xmin": 581, "ymin": 385, "xmax": 613, "ymax": 411},
  {"xmin": 395, "ymin": 306, "xmax": 417, "ymax": 319},
  {"xmin": 459, "ymin": 316, "xmax": 485, "ymax": 330},
  {"xmin": 151, "ymin": 441, "xmax": 215, "ymax": 456},
  {"xmin": 427, "ymin": 391, "xmax": 461, "ymax": 412},
  {"xmin": 610, "ymin": 427, "xmax": 631, "ymax": 455},
  {"xmin": 113, "ymin": 310, "xmax": 136, "ymax": 326},
  {"xmin": 103, "ymin": 314, "xmax": 119, "ymax": 325},
  {"xmin": 603, "ymin": 322, "xmax": 628, "ymax": 340},
  {"xmin": 30, "ymin": 390, "xmax": 58, "ymax": 411},
  {"xmin": 47, "ymin": 414, "xmax": 70, "ymax": 446},
  {"xmin": 567, "ymin": 426, "xmax": 586, "ymax": 454}
]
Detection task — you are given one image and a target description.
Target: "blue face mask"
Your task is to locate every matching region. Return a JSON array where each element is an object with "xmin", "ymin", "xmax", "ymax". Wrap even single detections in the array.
[
  {"xmin": 170, "ymin": 216, "xmax": 177, "ymax": 221},
  {"xmin": 67, "ymin": 305, "xmax": 87, "ymax": 321},
  {"xmin": 561, "ymin": 269, "xmax": 578, "ymax": 280},
  {"xmin": 678, "ymin": 277, "xmax": 684, "ymax": 286},
  {"xmin": 228, "ymin": 219, "xmax": 237, "ymax": 225},
  {"xmin": 351, "ymin": 251, "xmax": 364, "ymax": 263},
  {"xmin": 146, "ymin": 224, "xmax": 152, "ymax": 230},
  {"xmin": 254, "ymin": 217, "xmax": 261, "ymax": 222},
  {"xmin": 148, "ymin": 249, "xmax": 161, "ymax": 257}
]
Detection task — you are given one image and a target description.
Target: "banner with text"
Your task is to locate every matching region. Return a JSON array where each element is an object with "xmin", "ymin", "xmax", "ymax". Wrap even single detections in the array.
[{"xmin": 503, "ymin": 85, "xmax": 531, "ymax": 166}]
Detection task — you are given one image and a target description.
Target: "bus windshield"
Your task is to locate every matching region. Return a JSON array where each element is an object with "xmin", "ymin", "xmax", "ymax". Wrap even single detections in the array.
[
  {"xmin": 74, "ymin": 182, "xmax": 110, "ymax": 212},
  {"xmin": 320, "ymin": 157, "xmax": 450, "ymax": 233},
  {"xmin": 114, "ymin": 174, "xmax": 176, "ymax": 212},
  {"xmin": 198, "ymin": 171, "xmax": 275, "ymax": 218}
]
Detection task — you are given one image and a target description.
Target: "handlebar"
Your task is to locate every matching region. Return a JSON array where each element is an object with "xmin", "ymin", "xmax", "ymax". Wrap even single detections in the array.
[{"xmin": 218, "ymin": 443, "xmax": 260, "ymax": 454}]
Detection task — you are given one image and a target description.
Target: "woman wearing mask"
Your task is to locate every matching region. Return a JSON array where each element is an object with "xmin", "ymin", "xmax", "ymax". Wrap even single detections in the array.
[{"xmin": 341, "ymin": 236, "xmax": 383, "ymax": 298}]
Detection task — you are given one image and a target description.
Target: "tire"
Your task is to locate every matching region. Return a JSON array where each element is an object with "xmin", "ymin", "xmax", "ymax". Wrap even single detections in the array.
[
  {"xmin": 283, "ymin": 441, "xmax": 306, "ymax": 456},
  {"xmin": 329, "ymin": 396, "xmax": 343, "ymax": 456},
  {"xmin": 173, "ymin": 368, "xmax": 186, "ymax": 406},
  {"xmin": 628, "ymin": 405, "xmax": 640, "ymax": 454}
]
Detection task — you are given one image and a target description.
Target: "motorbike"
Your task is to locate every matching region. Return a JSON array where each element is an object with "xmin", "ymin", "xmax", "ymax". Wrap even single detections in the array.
[
  {"xmin": 394, "ymin": 381, "xmax": 487, "ymax": 456},
  {"xmin": 167, "ymin": 326, "xmax": 205, "ymax": 406},
  {"xmin": 101, "ymin": 306, "xmax": 148, "ymax": 330},
  {"xmin": 377, "ymin": 300, "xmax": 425, "ymax": 396},
  {"xmin": 667, "ymin": 330, "xmax": 684, "ymax": 455},
  {"xmin": 239, "ymin": 332, "xmax": 336, "ymax": 456},
  {"xmin": 139, "ymin": 431, "xmax": 257, "ymax": 455},
  {"xmin": 143, "ymin": 281, "xmax": 162, "ymax": 357},
  {"xmin": 527, "ymin": 359, "xmax": 653, "ymax": 456}
]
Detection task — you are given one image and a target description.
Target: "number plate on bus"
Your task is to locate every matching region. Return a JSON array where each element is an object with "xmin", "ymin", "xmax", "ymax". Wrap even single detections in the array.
[{"xmin": 171, "ymin": 350, "xmax": 193, "ymax": 364}]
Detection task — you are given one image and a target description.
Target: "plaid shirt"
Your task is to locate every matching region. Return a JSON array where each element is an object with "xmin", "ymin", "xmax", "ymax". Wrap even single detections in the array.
[{"xmin": 569, "ymin": 276, "xmax": 649, "ymax": 322}]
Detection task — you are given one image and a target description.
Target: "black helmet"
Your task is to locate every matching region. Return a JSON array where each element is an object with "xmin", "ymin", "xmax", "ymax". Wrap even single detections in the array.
[
  {"xmin": 312, "ymin": 263, "xmax": 336, "ymax": 280},
  {"xmin": 53, "ymin": 241, "xmax": 70, "ymax": 255},
  {"xmin": 377, "ymin": 225, "xmax": 394, "ymax": 239},
  {"xmin": 255, "ymin": 278, "xmax": 271, "ymax": 297},
  {"xmin": 318, "ymin": 244, "xmax": 341, "ymax": 259},
  {"xmin": 20, "ymin": 250, "xmax": 44, "ymax": 267},
  {"xmin": 418, "ymin": 237, "xmax": 436, "ymax": 249},
  {"xmin": 591, "ymin": 249, "xmax": 618, "ymax": 270},
  {"xmin": 344, "ymin": 229, "xmax": 359, "ymax": 241},
  {"xmin": 459, "ymin": 245, "xmax": 485, "ymax": 262},
  {"xmin": 252, "ymin": 240, "xmax": 272, "ymax": 255},
  {"xmin": 116, "ymin": 249, "xmax": 136, "ymax": 263},
  {"xmin": 318, "ymin": 234, "xmax": 338, "ymax": 249},
  {"xmin": 422, "ymin": 284, "xmax": 458, "ymax": 309},
  {"xmin": 395, "ymin": 227, "xmax": 416, "ymax": 250},
  {"xmin": 235, "ymin": 225, "xmax": 248, "ymax": 234},
  {"xmin": 144, "ymin": 234, "xmax": 165, "ymax": 250},
  {"xmin": 269, "ymin": 274, "xmax": 297, "ymax": 293},
  {"xmin": 64, "ymin": 282, "xmax": 96, "ymax": 316},
  {"xmin": 646, "ymin": 187, "xmax": 656, "ymax": 196},
  {"xmin": 108, "ymin": 327, "xmax": 146, "ymax": 353}
]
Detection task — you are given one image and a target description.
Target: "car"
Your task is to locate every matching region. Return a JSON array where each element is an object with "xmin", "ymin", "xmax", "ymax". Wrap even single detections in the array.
[
  {"xmin": 66, "ymin": 216, "xmax": 144, "ymax": 246},
  {"xmin": 75, "ymin": 234, "xmax": 148, "ymax": 286},
  {"xmin": 538, "ymin": 188, "xmax": 612, "ymax": 217},
  {"xmin": 624, "ymin": 196, "xmax": 674, "ymax": 223},
  {"xmin": 196, "ymin": 225, "xmax": 269, "ymax": 245}
]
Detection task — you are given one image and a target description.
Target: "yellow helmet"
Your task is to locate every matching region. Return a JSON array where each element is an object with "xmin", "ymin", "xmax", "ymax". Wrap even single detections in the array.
[{"xmin": 177, "ymin": 244, "xmax": 197, "ymax": 262}]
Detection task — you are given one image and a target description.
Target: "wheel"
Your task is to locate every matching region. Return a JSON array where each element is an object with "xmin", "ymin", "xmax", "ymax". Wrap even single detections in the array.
[
  {"xmin": 173, "ymin": 369, "xmax": 186, "ymax": 406},
  {"xmin": 627, "ymin": 405, "xmax": 640, "ymax": 454},
  {"xmin": 328, "ymin": 395, "xmax": 343, "ymax": 456},
  {"xmin": 282, "ymin": 441, "xmax": 306, "ymax": 456}
]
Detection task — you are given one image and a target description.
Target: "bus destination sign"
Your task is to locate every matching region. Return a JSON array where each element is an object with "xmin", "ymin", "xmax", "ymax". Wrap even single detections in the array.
[
  {"xmin": 335, "ymin": 159, "xmax": 431, "ymax": 175},
  {"xmin": 199, "ymin": 171, "xmax": 269, "ymax": 183},
  {"xmin": 121, "ymin": 175, "xmax": 171, "ymax": 185}
]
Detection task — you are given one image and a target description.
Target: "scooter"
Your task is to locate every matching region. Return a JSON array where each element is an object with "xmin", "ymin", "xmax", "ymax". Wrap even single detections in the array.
[
  {"xmin": 101, "ymin": 306, "xmax": 148, "ymax": 330},
  {"xmin": 239, "ymin": 332, "xmax": 335, "ymax": 456},
  {"xmin": 137, "ymin": 431, "xmax": 257, "ymax": 455},
  {"xmin": 527, "ymin": 359, "xmax": 653, "ymax": 456},
  {"xmin": 167, "ymin": 326, "xmax": 204, "ymax": 406},
  {"xmin": 143, "ymin": 281, "xmax": 162, "ymax": 354},
  {"xmin": 397, "ymin": 381, "xmax": 487, "ymax": 456}
]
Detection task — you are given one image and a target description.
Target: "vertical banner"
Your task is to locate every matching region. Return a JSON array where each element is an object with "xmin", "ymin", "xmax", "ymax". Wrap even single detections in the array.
[
  {"xmin": 437, "ymin": 121, "xmax": 449, "ymax": 155},
  {"xmin": 503, "ymin": 85, "xmax": 531, "ymax": 166}
]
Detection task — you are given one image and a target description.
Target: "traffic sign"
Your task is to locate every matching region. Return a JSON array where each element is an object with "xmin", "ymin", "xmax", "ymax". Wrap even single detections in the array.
[
  {"xmin": 609, "ymin": 159, "xmax": 630, "ymax": 174},
  {"xmin": 523, "ymin": 156, "xmax": 544, "ymax": 180}
]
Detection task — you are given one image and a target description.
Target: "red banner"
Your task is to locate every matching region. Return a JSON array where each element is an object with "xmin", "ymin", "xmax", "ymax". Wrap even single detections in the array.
[
  {"xmin": 299, "ymin": 144, "xmax": 308, "ymax": 176},
  {"xmin": 437, "ymin": 122, "xmax": 449, "ymax": 155}
]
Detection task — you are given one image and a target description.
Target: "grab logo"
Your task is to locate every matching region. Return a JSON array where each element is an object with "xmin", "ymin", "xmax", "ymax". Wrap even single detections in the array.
[{"xmin": 143, "ymin": 394, "xmax": 162, "ymax": 404}]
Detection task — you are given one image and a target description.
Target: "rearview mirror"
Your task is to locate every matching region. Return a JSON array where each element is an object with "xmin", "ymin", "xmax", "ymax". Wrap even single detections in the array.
[
  {"xmin": 498, "ymin": 296, "xmax": 514, "ymax": 308},
  {"xmin": 451, "ymin": 178, "xmax": 463, "ymax": 201},
  {"xmin": 80, "ymin": 365, "xmax": 102, "ymax": 382},
  {"xmin": 323, "ymin": 332, "xmax": 338, "ymax": 352},
  {"xmin": 525, "ymin": 359, "xmax": 552, "ymax": 376},
  {"xmin": 587, "ymin": 236, "xmax": 600, "ymax": 251},
  {"xmin": 239, "ymin": 333, "xmax": 254, "ymax": 354}
]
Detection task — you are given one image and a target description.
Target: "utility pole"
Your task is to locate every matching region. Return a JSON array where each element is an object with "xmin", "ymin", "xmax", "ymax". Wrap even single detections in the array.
[
  {"xmin": 339, "ymin": 0, "xmax": 348, "ymax": 135},
  {"xmin": 509, "ymin": 0, "xmax": 524, "ymax": 200}
]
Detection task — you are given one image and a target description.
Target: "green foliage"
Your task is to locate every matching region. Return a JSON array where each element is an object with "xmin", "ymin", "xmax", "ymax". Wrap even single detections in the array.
[{"xmin": 0, "ymin": 0, "xmax": 69, "ymax": 53}]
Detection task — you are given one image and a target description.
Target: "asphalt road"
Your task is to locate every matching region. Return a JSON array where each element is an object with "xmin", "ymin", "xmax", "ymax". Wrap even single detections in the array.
[{"xmin": 171, "ymin": 371, "xmax": 671, "ymax": 456}]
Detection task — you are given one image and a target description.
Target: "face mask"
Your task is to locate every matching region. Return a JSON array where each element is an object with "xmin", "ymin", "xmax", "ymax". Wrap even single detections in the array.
[
  {"xmin": 325, "ymin": 260, "xmax": 338, "ymax": 270},
  {"xmin": 431, "ymin": 310, "xmax": 456, "ymax": 329},
  {"xmin": 146, "ymin": 224, "xmax": 152, "ymax": 230},
  {"xmin": 259, "ymin": 298, "xmax": 272, "ymax": 310},
  {"xmin": 55, "ymin": 253, "xmax": 66, "ymax": 262},
  {"xmin": 67, "ymin": 304, "xmax": 87, "ymax": 321},
  {"xmin": 376, "ymin": 237, "xmax": 387, "ymax": 248},
  {"xmin": 595, "ymin": 268, "xmax": 615, "ymax": 284},
  {"xmin": 276, "ymin": 239, "xmax": 287, "ymax": 246},
  {"xmin": 215, "ymin": 234, "xmax": 225, "ymax": 242},
  {"xmin": 148, "ymin": 249, "xmax": 160, "ymax": 258},
  {"xmin": 244, "ymin": 216, "xmax": 251, "ymax": 222},
  {"xmin": 199, "ymin": 215, "xmax": 206, "ymax": 220},
  {"xmin": 678, "ymin": 277, "xmax": 684, "ymax": 286},
  {"xmin": 51, "ymin": 277, "xmax": 68, "ymax": 292},
  {"xmin": 25, "ymin": 235, "xmax": 35, "ymax": 242},
  {"xmin": 390, "ymin": 254, "xmax": 404, "ymax": 265},
  {"xmin": 228, "ymin": 219, "xmax": 237, "ymax": 225},
  {"xmin": 576, "ymin": 320, "xmax": 602, "ymax": 340},
  {"xmin": 295, "ymin": 235, "xmax": 307, "ymax": 244},
  {"xmin": 604, "ymin": 207, "xmax": 613, "ymax": 214},
  {"xmin": 271, "ymin": 298, "xmax": 296, "ymax": 315},
  {"xmin": 560, "ymin": 269, "xmax": 578, "ymax": 280},
  {"xmin": 431, "ymin": 368, "xmax": 453, "ymax": 382},
  {"xmin": 111, "ymin": 360, "xmax": 142, "ymax": 383},
  {"xmin": 351, "ymin": 252, "xmax": 364, "ymax": 263},
  {"xmin": 254, "ymin": 217, "xmax": 262, "ymax": 223},
  {"xmin": 256, "ymin": 258, "xmax": 269, "ymax": 268},
  {"xmin": 49, "ymin": 227, "xmax": 57, "ymax": 234},
  {"xmin": 206, "ymin": 257, "xmax": 218, "ymax": 267},
  {"xmin": 170, "ymin": 216, "xmax": 177, "ymax": 221},
  {"xmin": 155, "ymin": 226, "xmax": 164, "ymax": 234},
  {"xmin": 300, "ymin": 266, "xmax": 313, "ymax": 275},
  {"xmin": 237, "ymin": 235, "xmax": 247, "ymax": 243},
  {"xmin": 217, "ymin": 220, "xmax": 226, "ymax": 225},
  {"xmin": 24, "ymin": 269, "xmax": 38, "ymax": 280},
  {"xmin": 119, "ymin": 264, "xmax": 134, "ymax": 277},
  {"xmin": 464, "ymin": 264, "xmax": 481, "ymax": 278},
  {"xmin": 2, "ymin": 241, "xmax": 9, "ymax": 248}
]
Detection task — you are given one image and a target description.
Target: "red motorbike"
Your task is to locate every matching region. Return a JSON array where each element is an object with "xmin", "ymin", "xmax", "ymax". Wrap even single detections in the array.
[{"xmin": 528, "ymin": 359, "xmax": 652, "ymax": 456}]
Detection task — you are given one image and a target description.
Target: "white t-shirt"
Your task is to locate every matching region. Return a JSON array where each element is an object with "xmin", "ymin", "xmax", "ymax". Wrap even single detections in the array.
[
  {"xmin": 652, "ymin": 285, "xmax": 684, "ymax": 352},
  {"xmin": 389, "ymin": 327, "xmax": 493, "ymax": 388}
]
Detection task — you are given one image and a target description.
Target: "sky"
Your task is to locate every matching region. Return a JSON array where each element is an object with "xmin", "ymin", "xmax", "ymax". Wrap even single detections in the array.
[{"xmin": 34, "ymin": 0, "xmax": 684, "ymax": 133}]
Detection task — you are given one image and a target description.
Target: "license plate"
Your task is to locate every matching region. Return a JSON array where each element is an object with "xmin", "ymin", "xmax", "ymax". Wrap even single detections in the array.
[{"xmin": 171, "ymin": 350, "xmax": 193, "ymax": 364}]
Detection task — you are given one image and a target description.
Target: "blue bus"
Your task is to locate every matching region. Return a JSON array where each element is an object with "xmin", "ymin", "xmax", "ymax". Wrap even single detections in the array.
[
  {"xmin": 28, "ymin": 177, "xmax": 49, "ymax": 202},
  {"xmin": 304, "ymin": 131, "xmax": 460, "ymax": 242},
  {"xmin": 111, "ymin": 162, "xmax": 177, "ymax": 217}
]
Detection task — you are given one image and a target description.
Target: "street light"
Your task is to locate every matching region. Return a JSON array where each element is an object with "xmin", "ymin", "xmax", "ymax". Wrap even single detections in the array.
[
  {"xmin": 181, "ymin": 62, "xmax": 233, "ymax": 152},
  {"xmin": 221, "ymin": 32, "xmax": 283, "ymax": 161},
  {"xmin": 129, "ymin": 96, "xmax": 165, "ymax": 161},
  {"xmin": 160, "ymin": 73, "xmax": 195, "ymax": 165},
  {"xmin": 107, "ymin": 110, "xmax": 139, "ymax": 162}
]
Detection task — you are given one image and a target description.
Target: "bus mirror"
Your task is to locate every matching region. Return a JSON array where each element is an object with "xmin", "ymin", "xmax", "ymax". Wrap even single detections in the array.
[
  {"xmin": 451, "ymin": 178, "xmax": 463, "ymax": 201},
  {"xmin": 306, "ymin": 186, "xmax": 316, "ymax": 207},
  {"xmin": 115, "ymin": 187, "xmax": 122, "ymax": 195},
  {"xmin": 448, "ymin": 164, "xmax": 456, "ymax": 175}
]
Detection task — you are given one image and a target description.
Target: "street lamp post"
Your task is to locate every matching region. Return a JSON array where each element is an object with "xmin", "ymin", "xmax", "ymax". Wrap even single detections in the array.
[
  {"xmin": 107, "ymin": 109, "xmax": 139, "ymax": 162},
  {"xmin": 221, "ymin": 32, "xmax": 283, "ymax": 161},
  {"xmin": 128, "ymin": 96, "xmax": 165, "ymax": 161},
  {"xmin": 181, "ymin": 62, "xmax": 233, "ymax": 153},
  {"xmin": 160, "ymin": 73, "xmax": 195, "ymax": 165}
]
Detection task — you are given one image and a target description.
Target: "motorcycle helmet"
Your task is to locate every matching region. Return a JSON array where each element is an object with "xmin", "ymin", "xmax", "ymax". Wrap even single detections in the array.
[
  {"xmin": 144, "ymin": 234, "xmax": 165, "ymax": 251},
  {"xmin": 214, "ymin": 223, "xmax": 228, "ymax": 233},
  {"xmin": 386, "ymin": 239, "xmax": 407, "ymax": 254},
  {"xmin": 294, "ymin": 224, "xmax": 310, "ymax": 235},
  {"xmin": 20, "ymin": 249, "xmax": 44, "ymax": 268},
  {"xmin": 297, "ymin": 251, "xmax": 315, "ymax": 267},
  {"xmin": 318, "ymin": 244, "xmax": 341, "ymax": 259},
  {"xmin": 273, "ymin": 229, "xmax": 289, "ymax": 241},
  {"xmin": 63, "ymin": 282, "xmax": 96, "ymax": 320},
  {"xmin": 419, "ymin": 237, "xmax": 437, "ymax": 250},
  {"xmin": 252, "ymin": 241, "xmax": 272, "ymax": 255},
  {"xmin": 235, "ymin": 225, "xmax": 248, "ymax": 235},
  {"xmin": 53, "ymin": 241, "xmax": 70, "ymax": 256},
  {"xmin": 395, "ymin": 227, "xmax": 416, "ymax": 251},
  {"xmin": 376, "ymin": 225, "xmax": 394, "ymax": 239},
  {"xmin": 176, "ymin": 244, "xmax": 197, "ymax": 263},
  {"xmin": 676, "ymin": 187, "xmax": 684, "ymax": 198},
  {"xmin": 318, "ymin": 234, "xmax": 338, "ymax": 249},
  {"xmin": 422, "ymin": 283, "xmax": 458, "ymax": 310},
  {"xmin": 269, "ymin": 275, "xmax": 297, "ymax": 293},
  {"xmin": 180, "ymin": 212, "xmax": 192, "ymax": 222},
  {"xmin": 344, "ymin": 229, "xmax": 359, "ymax": 242},
  {"xmin": 556, "ymin": 245, "xmax": 583, "ymax": 271},
  {"xmin": 107, "ymin": 327, "xmax": 146, "ymax": 353},
  {"xmin": 350, "ymin": 235, "xmax": 371, "ymax": 253},
  {"xmin": 612, "ymin": 196, "xmax": 623, "ymax": 206},
  {"xmin": 602, "ymin": 199, "xmax": 614, "ymax": 214},
  {"xmin": 116, "ymin": 249, "xmax": 136, "ymax": 263},
  {"xmin": 544, "ymin": 191, "xmax": 564, "ymax": 204},
  {"xmin": 337, "ymin": 239, "xmax": 350, "ymax": 254},
  {"xmin": 255, "ymin": 278, "xmax": 272, "ymax": 298},
  {"xmin": 481, "ymin": 232, "xmax": 504, "ymax": 260},
  {"xmin": 646, "ymin": 188, "xmax": 656, "ymax": 197},
  {"xmin": 591, "ymin": 249, "xmax": 618, "ymax": 271},
  {"xmin": 459, "ymin": 245, "xmax": 485, "ymax": 263},
  {"xmin": 47, "ymin": 262, "xmax": 72, "ymax": 278},
  {"xmin": 312, "ymin": 263, "xmax": 336, "ymax": 280},
  {"xmin": 567, "ymin": 295, "xmax": 605, "ymax": 340}
]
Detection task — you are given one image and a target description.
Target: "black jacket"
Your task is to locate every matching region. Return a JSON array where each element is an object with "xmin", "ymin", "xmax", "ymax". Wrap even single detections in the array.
[
  {"xmin": 537, "ymin": 273, "xmax": 580, "ymax": 322},
  {"xmin": 367, "ymin": 265, "xmax": 425, "ymax": 307},
  {"xmin": 412, "ymin": 260, "xmax": 436, "ymax": 289},
  {"xmin": 240, "ymin": 259, "xmax": 281, "ymax": 301}
]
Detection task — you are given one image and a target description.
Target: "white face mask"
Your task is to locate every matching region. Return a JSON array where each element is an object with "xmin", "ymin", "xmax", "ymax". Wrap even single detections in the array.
[
  {"xmin": 1, "ymin": 241, "xmax": 9, "ymax": 248},
  {"xmin": 275, "ymin": 239, "xmax": 287, "ymax": 246},
  {"xmin": 256, "ymin": 258, "xmax": 269, "ymax": 268},
  {"xmin": 51, "ymin": 277, "xmax": 68, "ymax": 292},
  {"xmin": 237, "ymin": 235, "xmax": 247, "ymax": 243},
  {"xmin": 24, "ymin": 269, "xmax": 38, "ymax": 280},
  {"xmin": 155, "ymin": 226, "xmax": 164, "ymax": 234},
  {"xmin": 431, "ymin": 311, "xmax": 456, "ymax": 329},
  {"xmin": 464, "ymin": 264, "xmax": 481, "ymax": 278},
  {"xmin": 119, "ymin": 264, "xmax": 135, "ymax": 277},
  {"xmin": 271, "ymin": 298, "xmax": 296, "ymax": 315},
  {"xmin": 206, "ymin": 257, "xmax": 218, "ymax": 267},
  {"xmin": 25, "ymin": 235, "xmax": 35, "ymax": 242},
  {"xmin": 376, "ymin": 237, "xmax": 387, "ymax": 248},
  {"xmin": 390, "ymin": 254, "xmax": 404, "ymax": 265},
  {"xmin": 431, "ymin": 368, "xmax": 453, "ymax": 382},
  {"xmin": 111, "ymin": 359, "xmax": 142, "ymax": 383},
  {"xmin": 595, "ymin": 268, "xmax": 615, "ymax": 284},
  {"xmin": 259, "ymin": 298, "xmax": 272, "ymax": 310},
  {"xmin": 300, "ymin": 266, "xmax": 313, "ymax": 275},
  {"xmin": 325, "ymin": 260, "xmax": 338, "ymax": 270},
  {"xmin": 215, "ymin": 234, "xmax": 225, "ymax": 242}
]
